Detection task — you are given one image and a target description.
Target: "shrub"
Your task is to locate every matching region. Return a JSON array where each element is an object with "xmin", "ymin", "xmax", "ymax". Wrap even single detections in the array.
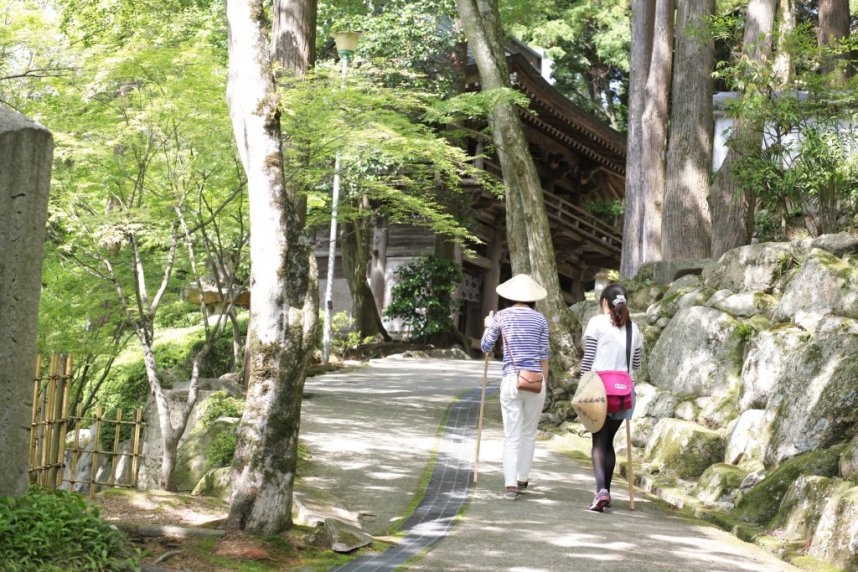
[
  {"xmin": 196, "ymin": 391, "xmax": 245, "ymax": 431},
  {"xmin": 0, "ymin": 488, "xmax": 139, "ymax": 572},
  {"xmin": 384, "ymin": 256, "xmax": 463, "ymax": 341},
  {"xmin": 316, "ymin": 311, "xmax": 377, "ymax": 359},
  {"xmin": 205, "ymin": 430, "xmax": 239, "ymax": 471}
]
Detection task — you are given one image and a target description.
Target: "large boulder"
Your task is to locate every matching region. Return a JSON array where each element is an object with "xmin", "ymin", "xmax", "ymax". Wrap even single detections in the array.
[
  {"xmin": 764, "ymin": 334, "xmax": 858, "ymax": 466},
  {"xmin": 842, "ymin": 436, "xmax": 858, "ymax": 481},
  {"xmin": 645, "ymin": 286, "xmax": 715, "ymax": 323},
  {"xmin": 811, "ymin": 232, "xmax": 858, "ymax": 258},
  {"xmin": 773, "ymin": 476, "xmax": 850, "ymax": 541},
  {"xmin": 325, "ymin": 517, "xmax": 373, "ymax": 553},
  {"xmin": 710, "ymin": 291, "xmax": 780, "ymax": 318},
  {"xmin": 648, "ymin": 306, "xmax": 743, "ymax": 397},
  {"xmin": 0, "ymin": 107, "xmax": 53, "ymax": 498},
  {"xmin": 724, "ymin": 410, "xmax": 767, "ymax": 471},
  {"xmin": 175, "ymin": 417, "xmax": 239, "ymax": 492},
  {"xmin": 739, "ymin": 327, "xmax": 809, "ymax": 410},
  {"xmin": 644, "ymin": 419, "xmax": 725, "ymax": 480},
  {"xmin": 137, "ymin": 380, "xmax": 243, "ymax": 490},
  {"xmin": 633, "ymin": 384, "xmax": 677, "ymax": 419},
  {"xmin": 703, "ymin": 242, "xmax": 799, "ymax": 293},
  {"xmin": 192, "ymin": 467, "xmax": 231, "ymax": 501},
  {"xmin": 774, "ymin": 249, "xmax": 858, "ymax": 323},
  {"xmin": 696, "ymin": 463, "xmax": 746, "ymax": 505},
  {"xmin": 732, "ymin": 448, "xmax": 842, "ymax": 525},
  {"xmin": 809, "ymin": 486, "xmax": 858, "ymax": 571},
  {"xmin": 625, "ymin": 281, "xmax": 668, "ymax": 312}
]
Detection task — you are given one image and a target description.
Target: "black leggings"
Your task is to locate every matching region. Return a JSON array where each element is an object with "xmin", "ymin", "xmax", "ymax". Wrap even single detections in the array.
[{"xmin": 591, "ymin": 419, "xmax": 623, "ymax": 492}]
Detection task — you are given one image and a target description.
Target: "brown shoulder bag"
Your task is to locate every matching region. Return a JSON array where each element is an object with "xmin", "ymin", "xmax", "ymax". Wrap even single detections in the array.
[{"xmin": 501, "ymin": 326, "xmax": 544, "ymax": 393}]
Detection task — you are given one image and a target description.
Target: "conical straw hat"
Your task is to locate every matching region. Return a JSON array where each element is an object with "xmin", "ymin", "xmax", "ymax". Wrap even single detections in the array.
[
  {"xmin": 571, "ymin": 371, "xmax": 608, "ymax": 433},
  {"xmin": 496, "ymin": 274, "xmax": 547, "ymax": 302}
]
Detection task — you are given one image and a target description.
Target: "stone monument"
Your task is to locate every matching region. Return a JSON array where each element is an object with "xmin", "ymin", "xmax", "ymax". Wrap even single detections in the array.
[{"xmin": 0, "ymin": 106, "xmax": 53, "ymax": 497}]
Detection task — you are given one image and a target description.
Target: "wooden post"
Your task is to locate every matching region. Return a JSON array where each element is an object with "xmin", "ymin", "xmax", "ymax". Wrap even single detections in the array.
[
  {"xmin": 47, "ymin": 356, "xmax": 68, "ymax": 490},
  {"xmin": 89, "ymin": 406, "xmax": 102, "ymax": 497},
  {"xmin": 131, "ymin": 409, "xmax": 143, "ymax": 489},
  {"xmin": 68, "ymin": 405, "xmax": 83, "ymax": 493},
  {"xmin": 109, "ymin": 409, "xmax": 123, "ymax": 486},
  {"xmin": 28, "ymin": 356, "xmax": 42, "ymax": 480},
  {"xmin": 474, "ymin": 353, "xmax": 490, "ymax": 484},
  {"xmin": 39, "ymin": 354, "xmax": 59, "ymax": 487},
  {"xmin": 626, "ymin": 420, "xmax": 635, "ymax": 510},
  {"xmin": 55, "ymin": 357, "xmax": 72, "ymax": 489}
]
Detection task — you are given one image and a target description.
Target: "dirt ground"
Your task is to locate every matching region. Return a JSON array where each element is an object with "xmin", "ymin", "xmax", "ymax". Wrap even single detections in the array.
[{"xmin": 89, "ymin": 489, "xmax": 364, "ymax": 571}]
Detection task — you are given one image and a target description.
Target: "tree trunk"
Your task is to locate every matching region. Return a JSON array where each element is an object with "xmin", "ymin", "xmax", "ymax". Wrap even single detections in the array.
[
  {"xmin": 818, "ymin": 0, "xmax": 852, "ymax": 78},
  {"xmin": 340, "ymin": 214, "xmax": 390, "ymax": 340},
  {"xmin": 639, "ymin": 0, "xmax": 675, "ymax": 265},
  {"xmin": 225, "ymin": 0, "xmax": 319, "ymax": 535},
  {"xmin": 709, "ymin": 0, "xmax": 776, "ymax": 258},
  {"xmin": 773, "ymin": 0, "xmax": 796, "ymax": 83},
  {"xmin": 662, "ymin": 0, "xmax": 714, "ymax": 260},
  {"xmin": 272, "ymin": 0, "xmax": 317, "ymax": 223},
  {"xmin": 455, "ymin": 0, "xmax": 579, "ymax": 373},
  {"xmin": 272, "ymin": 0, "xmax": 316, "ymax": 73},
  {"xmin": 141, "ymin": 342, "xmax": 179, "ymax": 491},
  {"xmin": 369, "ymin": 219, "xmax": 387, "ymax": 314},
  {"xmin": 620, "ymin": 0, "xmax": 656, "ymax": 278}
]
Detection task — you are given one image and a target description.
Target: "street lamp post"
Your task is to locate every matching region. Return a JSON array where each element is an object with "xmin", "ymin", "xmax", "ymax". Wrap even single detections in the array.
[{"xmin": 322, "ymin": 31, "xmax": 362, "ymax": 366}]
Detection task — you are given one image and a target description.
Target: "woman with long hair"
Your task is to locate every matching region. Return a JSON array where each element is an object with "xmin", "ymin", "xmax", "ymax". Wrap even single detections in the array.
[{"xmin": 580, "ymin": 283, "xmax": 643, "ymax": 511}]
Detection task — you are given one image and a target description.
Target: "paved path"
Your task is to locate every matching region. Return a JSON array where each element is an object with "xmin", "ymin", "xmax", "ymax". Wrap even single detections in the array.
[{"xmin": 300, "ymin": 357, "xmax": 795, "ymax": 572}]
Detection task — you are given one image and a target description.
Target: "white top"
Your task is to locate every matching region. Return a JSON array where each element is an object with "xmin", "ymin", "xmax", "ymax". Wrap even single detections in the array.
[{"xmin": 581, "ymin": 314, "xmax": 643, "ymax": 374}]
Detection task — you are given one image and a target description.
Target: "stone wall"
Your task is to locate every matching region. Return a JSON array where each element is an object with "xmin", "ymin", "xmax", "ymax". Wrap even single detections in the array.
[
  {"xmin": 0, "ymin": 107, "xmax": 52, "ymax": 497},
  {"xmin": 614, "ymin": 233, "xmax": 858, "ymax": 570}
]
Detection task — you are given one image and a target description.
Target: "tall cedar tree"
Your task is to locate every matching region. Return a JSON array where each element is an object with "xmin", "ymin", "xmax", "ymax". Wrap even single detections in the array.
[
  {"xmin": 639, "ymin": 0, "xmax": 675, "ymax": 265},
  {"xmin": 621, "ymin": 0, "xmax": 655, "ymax": 278},
  {"xmin": 455, "ymin": 0, "xmax": 579, "ymax": 372},
  {"xmin": 662, "ymin": 0, "xmax": 715, "ymax": 260},
  {"xmin": 225, "ymin": 0, "xmax": 319, "ymax": 535}
]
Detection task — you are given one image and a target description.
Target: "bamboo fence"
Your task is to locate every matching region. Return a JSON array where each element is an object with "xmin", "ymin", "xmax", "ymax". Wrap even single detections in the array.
[{"xmin": 28, "ymin": 354, "xmax": 145, "ymax": 496}]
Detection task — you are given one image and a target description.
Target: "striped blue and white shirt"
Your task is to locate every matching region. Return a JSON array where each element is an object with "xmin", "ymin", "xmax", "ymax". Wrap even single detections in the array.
[{"xmin": 481, "ymin": 306, "xmax": 549, "ymax": 376}]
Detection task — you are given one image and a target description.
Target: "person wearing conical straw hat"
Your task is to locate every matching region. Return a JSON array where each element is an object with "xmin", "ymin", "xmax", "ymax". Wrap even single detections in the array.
[
  {"xmin": 580, "ymin": 283, "xmax": 643, "ymax": 511},
  {"xmin": 481, "ymin": 274, "xmax": 549, "ymax": 500}
]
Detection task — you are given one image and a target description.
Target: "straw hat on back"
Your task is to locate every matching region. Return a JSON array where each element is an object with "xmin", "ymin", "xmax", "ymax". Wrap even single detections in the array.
[
  {"xmin": 496, "ymin": 274, "xmax": 547, "ymax": 302},
  {"xmin": 571, "ymin": 371, "xmax": 608, "ymax": 433}
]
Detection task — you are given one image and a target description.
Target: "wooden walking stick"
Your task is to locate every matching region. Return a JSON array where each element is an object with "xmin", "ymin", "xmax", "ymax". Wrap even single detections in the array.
[
  {"xmin": 474, "ymin": 352, "xmax": 490, "ymax": 485},
  {"xmin": 626, "ymin": 419, "xmax": 635, "ymax": 510}
]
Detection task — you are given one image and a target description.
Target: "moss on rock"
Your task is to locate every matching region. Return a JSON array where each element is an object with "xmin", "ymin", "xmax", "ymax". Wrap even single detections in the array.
[
  {"xmin": 697, "ymin": 463, "xmax": 747, "ymax": 504},
  {"xmin": 732, "ymin": 448, "xmax": 842, "ymax": 525},
  {"xmin": 644, "ymin": 419, "xmax": 725, "ymax": 480}
]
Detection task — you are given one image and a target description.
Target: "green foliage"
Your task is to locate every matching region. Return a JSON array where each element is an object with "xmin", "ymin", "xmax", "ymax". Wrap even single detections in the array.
[
  {"xmin": 204, "ymin": 430, "xmax": 238, "ymax": 471},
  {"xmin": 197, "ymin": 391, "xmax": 245, "ymax": 431},
  {"xmin": 733, "ymin": 322, "xmax": 754, "ymax": 342},
  {"xmin": 319, "ymin": 0, "xmax": 460, "ymax": 96},
  {"xmin": 714, "ymin": 21, "xmax": 858, "ymax": 240},
  {"xmin": 279, "ymin": 67, "xmax": 482, "ymax": 249},
  {"xmin": 502, "ymin": 0, "xmax": 630, "ymax": 129},
  {"xmin": 317, "ymin": 311, "xmax": 376, "ymax": 359},
  {"xmin": 583, "ymin": 199, "xmax": 624, "ymax": 223},
  {"xmin": 384, "ymin": 256, "xmax": 463, "ymax": 341},
  {"xmin": 0, "ymin": 488, "xmax": 139, "ymax": 572}
]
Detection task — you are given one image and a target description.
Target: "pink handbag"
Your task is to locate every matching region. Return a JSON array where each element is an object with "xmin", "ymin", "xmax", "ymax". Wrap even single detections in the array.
[
  {"xmin": 598, "ymin": 370, "xmax": 633, "ymax": 413},
  {"xmin": 596, "ymin": 322, "xmax": 634, "ymax": 413}
]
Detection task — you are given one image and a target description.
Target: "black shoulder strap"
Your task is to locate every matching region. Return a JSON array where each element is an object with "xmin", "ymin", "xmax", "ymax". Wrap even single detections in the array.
[{"xmin": 625, "ymin": 321, "xmax": 632, "ymax": 373}]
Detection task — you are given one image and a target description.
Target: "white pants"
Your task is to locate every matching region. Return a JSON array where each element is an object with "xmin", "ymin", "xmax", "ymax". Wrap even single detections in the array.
[{"xmin": 499, "ymin": 373, "xmax": 546, "ymax": 488}]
